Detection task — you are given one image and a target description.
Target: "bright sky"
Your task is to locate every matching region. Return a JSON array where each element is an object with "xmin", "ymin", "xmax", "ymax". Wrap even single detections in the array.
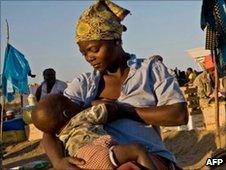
[{"xmin": 1, "ymin": 0, "xmax": 205, "ymax": 84}]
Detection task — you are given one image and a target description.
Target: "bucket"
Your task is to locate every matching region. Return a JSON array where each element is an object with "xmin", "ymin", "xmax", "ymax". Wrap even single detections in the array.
[
  {"xmin": 27, "ymin": 94, "xmax": 37, "ymax": 106},
  {"xmin": 6, "ymin": 110, "xmax": 15, "ymax": 120}
]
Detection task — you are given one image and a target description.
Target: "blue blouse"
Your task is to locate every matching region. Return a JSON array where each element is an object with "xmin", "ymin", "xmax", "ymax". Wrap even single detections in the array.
[{"xmin": 64, "ymin": 54, "xmax": 185, "ymax": 162}]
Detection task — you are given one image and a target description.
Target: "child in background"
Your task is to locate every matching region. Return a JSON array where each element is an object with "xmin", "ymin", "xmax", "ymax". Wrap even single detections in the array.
[{"xmin": 23, "ymin": 94, "xmax": 37, "ymax": 124}]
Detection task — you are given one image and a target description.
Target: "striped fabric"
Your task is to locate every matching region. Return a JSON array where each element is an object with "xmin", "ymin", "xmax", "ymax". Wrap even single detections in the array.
[
  {"xmin": 213, "ymin": 0, "xmax": 226, "ymax": 38},
  {"xmin": 205, "ymin": 25, "xmax": 218, "ymax": 50}
]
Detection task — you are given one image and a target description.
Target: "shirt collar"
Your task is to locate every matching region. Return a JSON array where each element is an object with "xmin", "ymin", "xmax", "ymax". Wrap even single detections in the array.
[
  {"xmin": 127, "ymin": 54, "xmax": 141, "ymax": 69},
  {"xmin": 91, "ymin": 54, "xmax": 139, "ymax": 87}
]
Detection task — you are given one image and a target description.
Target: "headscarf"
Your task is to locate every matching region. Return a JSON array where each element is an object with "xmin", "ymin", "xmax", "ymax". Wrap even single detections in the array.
[{"xmin": 76, "ymin": 0, "xmax": 130, "ymax": 42}]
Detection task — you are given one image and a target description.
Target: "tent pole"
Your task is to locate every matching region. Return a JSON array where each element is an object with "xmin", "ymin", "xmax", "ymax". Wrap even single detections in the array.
[
  {"xmin": 212, "ymin": 49, "xmax": 221, "ymax": 149},
  {"xmin": 6, "ymin": 20, "xmax": 9, "ymax": 44},
  {"xmin": 0, "ymin": 97, "xmax": 5, "ymax": 170},
  {"xmin": 0, "ymin": 19, "xmax": 10, "ymax": 170}
]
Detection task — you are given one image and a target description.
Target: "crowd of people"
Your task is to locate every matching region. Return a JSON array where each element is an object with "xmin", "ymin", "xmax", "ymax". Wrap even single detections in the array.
[{"xmin": 173, "ymin": 66, "xmax": 225, "ymax": 101}]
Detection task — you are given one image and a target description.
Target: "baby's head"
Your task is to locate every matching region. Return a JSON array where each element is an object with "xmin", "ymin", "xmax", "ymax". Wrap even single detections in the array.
[{"xmin": 31, "ymin": 94, "xmax": 72, "ymax": 134}]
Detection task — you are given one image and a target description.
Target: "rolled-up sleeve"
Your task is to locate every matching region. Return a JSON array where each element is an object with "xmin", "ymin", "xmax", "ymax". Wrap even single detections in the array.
[{"xmin": 150, "ymin": 61, "xmax": 185, "ymax": 106}]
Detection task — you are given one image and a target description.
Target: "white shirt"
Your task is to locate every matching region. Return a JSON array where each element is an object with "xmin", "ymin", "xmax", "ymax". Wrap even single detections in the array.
[{"xmin": 41, "ymin": 79, "xmax": 67, "ymax": 99}]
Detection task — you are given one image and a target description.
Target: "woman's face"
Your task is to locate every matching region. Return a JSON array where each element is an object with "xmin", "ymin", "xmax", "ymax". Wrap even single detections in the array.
[{"xmin": 78, "ymin": 40, "xmax": 118, "ymax": 72}]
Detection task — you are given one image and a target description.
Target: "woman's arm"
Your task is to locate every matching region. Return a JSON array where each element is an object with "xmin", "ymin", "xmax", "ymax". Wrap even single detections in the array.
[
  {"xmin": 131, "ymin": 102, "xmax": 188, "ymax": 126},
  {"xmin": 92, "ymin": 100, "xmax": 188, "ymax": 126},
  {"xmin": 115, "ymin": 102, "xmax": 188, "ymax": 126},
  {"xmin": 42, "ymin": 133, "xmax": 85, "ymax": 169}
]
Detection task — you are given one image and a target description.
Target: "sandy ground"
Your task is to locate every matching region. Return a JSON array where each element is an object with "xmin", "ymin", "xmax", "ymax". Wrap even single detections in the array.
[
  {"xmin": 2, "ymin": 140, "xmax": 49, "ymax": 169},
  {"xmin": 162, "ymin": 128, "xmax": 226, "ymax": 170},
  {"xmin": 2, "ymin": 127, "xmax": 226, "ymax": 170}
]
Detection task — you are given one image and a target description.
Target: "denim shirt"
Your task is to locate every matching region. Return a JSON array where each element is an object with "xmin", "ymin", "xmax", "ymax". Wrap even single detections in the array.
[{"xmin": 64, "ymin": 54, "xmax": 185, "ymax": 162}]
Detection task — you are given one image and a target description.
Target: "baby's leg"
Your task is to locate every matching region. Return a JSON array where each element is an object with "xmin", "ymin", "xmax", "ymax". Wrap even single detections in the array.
[{"xmin": 112, "ymin": 143, "xmax": 155, "ymax": 169}]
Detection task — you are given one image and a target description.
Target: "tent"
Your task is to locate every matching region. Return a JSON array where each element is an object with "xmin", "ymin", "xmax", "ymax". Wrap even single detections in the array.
[{"xmin": 186, "ymin": 47, "xmax": 212, "ymax": 69}]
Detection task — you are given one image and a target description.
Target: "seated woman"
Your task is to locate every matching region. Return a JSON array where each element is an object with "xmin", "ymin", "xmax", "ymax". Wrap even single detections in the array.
[
  {"xmin": 42, "ymin": 0, "xmax": 188, "ymax": 169},
  {"xmin": 32, "ymin": 94, "xmax": 154, "ymax": 169}
]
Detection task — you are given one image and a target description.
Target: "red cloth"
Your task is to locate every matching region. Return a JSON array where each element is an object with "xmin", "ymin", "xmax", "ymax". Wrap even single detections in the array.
[
  {"xmin": 75, "ymin": 135, "xmax": 117, "ymax": 170},
  {"xmin": 203, "ymin": 54, "xmax": 214, "ymax": 70},
  {"xmin": 75, "ymin": 135, "xmax": 170, "ymax": 170}
]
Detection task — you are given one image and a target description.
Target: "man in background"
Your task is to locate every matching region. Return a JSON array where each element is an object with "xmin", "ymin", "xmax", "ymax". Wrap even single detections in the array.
[
  {"xmin": 35, "ymin": 68, "xmax": 67, "ymax": 102},
  {"xmin": 186, "ymin": 67, "xmax": 197, "ymax": 84},
  {"xmin": 193, "ymin": 68, "xmax": 214, "ymax": 99}
]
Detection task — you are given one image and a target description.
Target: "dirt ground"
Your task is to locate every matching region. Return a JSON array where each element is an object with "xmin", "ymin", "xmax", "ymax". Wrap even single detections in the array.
[
  {"xmin": 2, "ymin": 140, "xmax": 48, "ymax": 169},
  {"xmin": 162, "ymin": 127, "xmax": 226, "ymax": 170},
  {"xmin": 2, "ymin": 127, "xmax": 226, "ymax": 170}
]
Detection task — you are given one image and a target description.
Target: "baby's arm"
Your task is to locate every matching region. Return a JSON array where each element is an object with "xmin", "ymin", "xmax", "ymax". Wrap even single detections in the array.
[
  {"xmin": 111, "ymin": 143, "xmax": 155, "ymax": 169},
  {"xmin": 59, "ymin": 95, "xmax": 83, "ymax": 119}
]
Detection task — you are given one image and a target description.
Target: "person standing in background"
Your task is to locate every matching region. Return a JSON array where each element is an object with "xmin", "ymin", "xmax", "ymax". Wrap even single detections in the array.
[
  {"xmin": 35, "ymin": 68, "xmax": 67, "ymax": 102},
  {"xmin": 193, "ymin": 68, "xmax": 214, "ymax": 98},
  {"xmin": 186, "ymin": 67, "xmax": 197, "ymax": 84}
]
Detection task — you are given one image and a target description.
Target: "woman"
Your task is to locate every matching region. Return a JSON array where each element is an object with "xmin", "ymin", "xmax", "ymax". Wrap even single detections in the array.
[{"xmin": 42, "ymin": 0, "xmax": 188, "ymax": 169}]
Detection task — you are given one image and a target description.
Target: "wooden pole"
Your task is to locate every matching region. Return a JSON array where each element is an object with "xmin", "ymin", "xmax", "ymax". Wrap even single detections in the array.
[
  {"xmin": 0, "ymin": 97, "xmax": 4, "ymax": 170},
  {"xmin": 212, "ymin": 49, "xmax": 221, "ymax": 149},
  {"xmin": 0, "ymin": 19, "xmax": 10, "ymax": 170},
  {"xmin": 6, "ymin": 20, "xmax": 9, "ymax": 44}
]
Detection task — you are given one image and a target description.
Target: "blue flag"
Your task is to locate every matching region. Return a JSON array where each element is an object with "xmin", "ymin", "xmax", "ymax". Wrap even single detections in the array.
[{"xmin": 2, "ymin": 44, "xmax": 31, "ymax": 102}]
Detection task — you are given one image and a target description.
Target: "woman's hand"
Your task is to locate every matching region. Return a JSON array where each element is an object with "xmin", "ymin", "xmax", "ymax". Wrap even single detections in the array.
[
  {"xmin": 91, "ymin": 98, "xmax": 115, "ymax": 105},
  {"xmin": 91, "ymin": 99, "xmax": 140, "ymax": 122},
  {"xmin": 53, "ymin": 156, "xmax": 85, "ymax": 170}
]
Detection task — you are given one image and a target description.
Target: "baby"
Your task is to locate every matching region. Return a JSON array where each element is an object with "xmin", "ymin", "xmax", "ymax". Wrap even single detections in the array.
[{"xmin": 31, "ymin": 94, "xmax": 154, "ymax": 169}]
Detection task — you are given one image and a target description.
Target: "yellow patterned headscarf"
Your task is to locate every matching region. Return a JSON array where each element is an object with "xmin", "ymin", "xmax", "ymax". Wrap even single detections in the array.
[{"xmin": 76, "ymin": 0, "xmax": 130, "ymax": 42}]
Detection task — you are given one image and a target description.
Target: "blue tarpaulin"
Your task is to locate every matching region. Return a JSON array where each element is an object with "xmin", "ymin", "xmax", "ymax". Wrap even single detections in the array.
[{"xmin": 2, "ymin": 43, "xmax": 31, "ymax": 102}]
